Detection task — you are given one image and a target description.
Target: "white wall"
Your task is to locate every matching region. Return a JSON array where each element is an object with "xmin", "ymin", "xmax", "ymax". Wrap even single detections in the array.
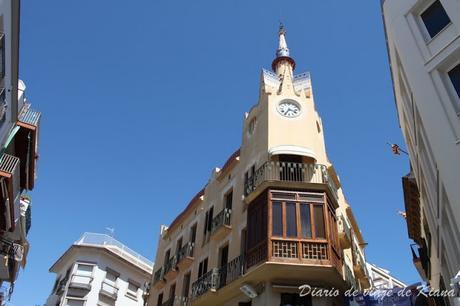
[
  {"xmin": 45, "ymin": 247, "xmax": 150, "ymax": 306},
  {"xmin": 383, "ymin": 0, "xmax": 460, "ymax": 291}
]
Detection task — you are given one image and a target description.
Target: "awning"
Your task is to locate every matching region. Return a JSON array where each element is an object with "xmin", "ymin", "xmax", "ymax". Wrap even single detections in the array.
[{"xmin": 268, "ymin": 145, "xmax": 317, "ymax": 161}]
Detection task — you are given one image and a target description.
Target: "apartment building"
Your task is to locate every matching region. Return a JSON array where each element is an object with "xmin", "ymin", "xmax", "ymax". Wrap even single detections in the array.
[
  {"xmin": 45, "ymin": 233, "xmax": 153, "ymax": 306},
  {"xmin": 366, "ymin": 263, "xmax": 406, "ymax": 290},
  {"xmin": 0, "ymin": 0, "xmax": 41, "ymax": 299},
  {"xmin": 146, "ymin": 26, "xmax": 371, "ymax": 306},
  {"xmin": 382, "ymin": 0, "xmax": 460, "ymax": 302}
]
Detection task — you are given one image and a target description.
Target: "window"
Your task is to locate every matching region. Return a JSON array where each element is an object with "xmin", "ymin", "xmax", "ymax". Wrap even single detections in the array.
[
  {"xmin": 272, "ymin": 202, "xmax": 283, "ymax": 236},
  {"xmin": 102, "ymin": 269, "xmax": 118, "ymax": 296},
  {"xmin": 169, "ymin": 283, "xmax": 176, "ymax": 301},
  {"xmin": 164, "ymin": 249, "xmax": 171, "ymax": 266},
  {"xmin": 190, "ymin": 224, "xmax": 197, "ymax": 244},
  {"xmin": 198, "ymin": 258, "xmax": 208, "ymax": 278},
  {"xmin": 65, "ymin": 299, "xmax": 85, "ymax": 306},
  {"xmin": 225, "ymin": 190, "xmax": 233, "ymax": 210},
  {"xmin": 420, "ymin": 0, "xmax": 451, "ymax": 38},
  {"xmin": 72, "ymin": 263, "xmax": 93, "ymax": 287},
  {"xmin": 300, "ymin": 204, "xmax": 312, "ymax": 238},
  {"xmin": 286, "ymin": 202, "xmax": 297, "ymax": 237},
  {"xmin": 203, "ymin": 206, "xmax": 214, "ymax": 235},
  {"xmin": 269, "ymin": 191, "xmax": 330, "ymax": 240},
  {"xmin": 280, "ymin": 293, "xmax": 312, "ymax": 306},
  {"xmin": 176, "ymin": 237, "xmax": 183, "ymax": 254},
  {"xmin": 448, "ymin": 63, "xmax": 460, "ymax": 99},
  {"xmin": 126, "ymin": 281, "xmax": 139, "ymax": 300},
  {"xmin": 182, "ymin": 272, "xmax": 191, "ymax": 297},
  {"xmin": 157, "ymin": 293, "xmax": 163, "ymax": 306}
]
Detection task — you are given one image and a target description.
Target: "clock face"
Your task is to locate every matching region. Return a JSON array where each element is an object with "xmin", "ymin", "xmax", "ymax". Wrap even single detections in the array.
[{"xmin": 277, "ymin": 99, "xmax": 301, "ymax": 118}]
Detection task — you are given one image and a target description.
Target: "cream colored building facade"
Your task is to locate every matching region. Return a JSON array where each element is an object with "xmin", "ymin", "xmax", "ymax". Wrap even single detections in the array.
[
  {"xmin": 382, "ymin": 0, "xmax": 460, "ymax": 300},
  {"xmin": 147, "ymin": 27, "xmax": 371, "ymax": 306}
]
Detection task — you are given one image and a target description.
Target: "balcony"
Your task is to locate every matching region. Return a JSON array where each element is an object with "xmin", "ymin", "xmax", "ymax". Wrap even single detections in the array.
[
  {"xmin": 176, "ymin": 241, "xmax": 194, "ymax": 270},
  {"xmin": 163, "ymin": 256, "xmax": 178, "ymax": 282},
  {"xmin": 0, "ymin": 154, "xmax": 20, "ymax": 232},
  {"xmin": 0, "ymin": 237, "xmax": 24, "ymax": 282},
  {"xmin": 244, "ymin": 162, "xmax": 338, "ymax": 203},
  {"xmin": 16, "ymin": 103, "xmax": 41, "ymax": 191},
  {"xmin": 352, "ymin": 247, "xmax": 370, "ymax": 288},
  {"xmin": 100, "ymin": 281, "xmax": 118, "ymax": 300},
  {"xmin": 191, "ymin": 254, "xmax": 244, "ymax": 300},
  {"xmin": 152, "ymin": 267, "xmax": 166, "ymax": 289},
  {"xmin": 210, "ymin": 208, "xmax": 231, "ymax": 241},
  {"xmin": 337, "ymin": 215, "xmax": 352, "ymax": 249},
  {"xmin": 69, "ymin": 274, "xmax": 93, "ymax": 290},
  {"xmin": 411, "ymin": 243, "xmax": 429, "ymax": 281}
]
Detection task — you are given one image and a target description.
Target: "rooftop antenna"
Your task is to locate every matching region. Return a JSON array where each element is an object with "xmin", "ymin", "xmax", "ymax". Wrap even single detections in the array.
[{"xmin": 106, "ymin": 227, "xmax": 115, "ymax": 238}]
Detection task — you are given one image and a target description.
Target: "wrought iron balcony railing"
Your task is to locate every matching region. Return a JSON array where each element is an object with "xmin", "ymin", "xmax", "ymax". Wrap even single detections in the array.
[
  {"xmin": 210, "ymin": 208, "xmax": 231, "ymax": 235},
  {"xmin": 191, "ymin": 254, "xmax": 245, "ymax": 299},
  {"xmin": 177, "ymin": 241, "xmax": 194, "ymax": 262},
  {"xmin": 164, "ymin": 255, "xmax": 178, "ymax": 275},
  {"xmin": 244, "ymin": 162, "xmax": 338, "ymax": 200},
  {"xmin": 191, "ymin": 269, "xmax": 219, "ymax": 299},
  {"xmin": 153, "ymin": 267, "xmax": 165, "ymax": 285}
]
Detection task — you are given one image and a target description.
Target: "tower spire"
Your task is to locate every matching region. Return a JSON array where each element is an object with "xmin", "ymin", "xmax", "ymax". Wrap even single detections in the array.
[{"xmin": 272, "ymin": 23, "xmax": 296, "ymax": 72}]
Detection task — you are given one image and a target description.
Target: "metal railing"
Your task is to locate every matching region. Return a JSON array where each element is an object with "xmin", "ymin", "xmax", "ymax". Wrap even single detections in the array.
[
  {"xmin": 177, "ymin": 241, "xmax": 194, "ymax": 262},
  {"xmin": 153, "ymin": 267, "xmax": 164, "ymax": 284},
  {"xmin": 18, "ymin": 103, "xmax": 41, "ymax": 127},
  {"xmin": 244, "ymin": 162, "xmax": 338, "ymax": 200},
  {"xmin": 217, "ymin": 254, "xmax": 244, "ymax": 289},
  {"xmin": 191, "ymin": 268, "xmax": 219, "ymax": 299},
  {"xmin": 75, "ymin": 233, "xmax": 153, "ymax": 273},
  {"xmin": 164, "ymin": 255, "xmax": 178, "ymax": 275},
  {"xmin": 100, "ymin": 281, "xmax": 118, "ymax": 299},
  {"xmin": 191, "ymin": 254, "xmax": 244, "ymax": 299},
  {"xmin": 210, "ymin": 208, "xmax": 231, "ymax": 235}
]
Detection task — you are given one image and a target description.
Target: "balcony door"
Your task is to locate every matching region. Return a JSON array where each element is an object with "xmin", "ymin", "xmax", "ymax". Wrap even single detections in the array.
[
  {"xmin": 219, "ymin": 244, "xmax": 229, "ymax": 287},
  {"xmin": 278, "ymin": 154, "xmax": 303, "ymax": 182}
]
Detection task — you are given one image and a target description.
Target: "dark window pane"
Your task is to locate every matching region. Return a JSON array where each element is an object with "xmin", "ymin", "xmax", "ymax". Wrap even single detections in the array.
[
  {"xmin": 448, "ymin": 64, "xmax": 460, "ymax": 98},
  {"xmin": 314, "ymin": 205, "xmax": 325, "ymax": 239},
  {"xmin": 421, "ymin": 1, "xmax": 451, "ymax": 38},
  {"xmin": 301, "ymin": 204, "xmax": 312, "ymax": 238},
  {"xmin": 225, "ymin": 190, "xmax": 233, "ymax": 209},
  {"xmin": 272, "ymin": 202, "xmax": 283, "ymax": 236},
  {"xmin": 286, "ymin": 202, "xmax": 297, "ymax": 237}
]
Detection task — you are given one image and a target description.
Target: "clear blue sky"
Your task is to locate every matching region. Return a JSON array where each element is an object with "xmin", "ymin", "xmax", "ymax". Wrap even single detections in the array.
[{"xmin": 14, "ymin": 1, "xmax": 418, "ymax": 304}]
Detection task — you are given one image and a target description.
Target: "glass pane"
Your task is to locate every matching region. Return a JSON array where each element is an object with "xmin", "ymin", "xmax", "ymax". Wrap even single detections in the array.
[
  {"xmin": 286, "ymin": 202, "xmax": 297, "ymax": 237},
  {"xmin": 300, "ymin": 204, "xmax": 312, "ymax": 238},
  {"xmin": 272, "ymin": 202, "xmax": 283, "ymax": 236},
  {"xmin": 314, "ymin": 205, "xmax": 325, "ymax": 239},
  {"xmin": 421, "ymin": 0, "xmax": 451, "ymax": 38},
  {"xmin": 448, "ymin": 64, "xmax": 460, "ymax": 98}
]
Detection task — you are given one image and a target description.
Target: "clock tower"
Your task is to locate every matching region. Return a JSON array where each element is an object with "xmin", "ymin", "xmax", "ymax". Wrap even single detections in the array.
[{"xmin": 241, "ymin": 24, "xmax": 330, "ymax": 174}]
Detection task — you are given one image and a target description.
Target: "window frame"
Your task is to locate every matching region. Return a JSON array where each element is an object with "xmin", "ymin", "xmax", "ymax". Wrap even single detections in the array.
[{"xmin": 419, "ymin": 0, "xmax": 451, "ymax": 40}]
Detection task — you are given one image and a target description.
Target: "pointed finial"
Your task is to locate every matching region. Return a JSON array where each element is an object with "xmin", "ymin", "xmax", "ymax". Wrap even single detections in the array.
[{"xmin": 272, "ymin": 23, "xmax": 296, "ymax": 71}]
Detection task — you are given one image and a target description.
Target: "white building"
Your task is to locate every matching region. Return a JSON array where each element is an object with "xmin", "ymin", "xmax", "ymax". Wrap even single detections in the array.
[
  {"xmin": 45, "ymin": 233, "xmax": 153, "ymax": 306},
  {"xmin": 366, "ymin": 263, "xmax": 406, "ymax": 290},
  {"xmin": 382, "ymin": 0, "xmax": 460, "ymax": 302}
]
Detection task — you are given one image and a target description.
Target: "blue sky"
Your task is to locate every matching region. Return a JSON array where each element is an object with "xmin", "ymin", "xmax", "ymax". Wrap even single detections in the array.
[{"xmin": 14, "ymin": 1, "xmax": 418, "ymax": 304}]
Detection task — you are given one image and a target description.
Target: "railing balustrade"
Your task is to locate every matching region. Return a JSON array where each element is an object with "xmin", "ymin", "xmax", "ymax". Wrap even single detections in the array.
[
  {"xmin": 164, "ymin": 255, "xmax": 178, "ymax": 274},
  {"xmin": 210, "ymin": 208, "xmax": 231, "ymax": 234},
  {"xmin": 244, "ymin": 162, "xmax": 338, "ymax": 200},
  {"xmin": 177, "ymin": 241, "xmax": 194, "ymax": 262},
  {"xmin": 191, "ymin": 268, "xmax": 219, "ymax": 299},
  {"xmin": 153, "ymin": 267, "xmax": 164, "ymax": 284}
]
